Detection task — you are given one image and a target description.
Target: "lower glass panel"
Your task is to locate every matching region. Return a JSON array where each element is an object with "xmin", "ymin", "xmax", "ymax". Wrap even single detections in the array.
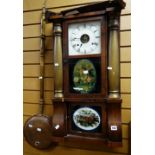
[{"xmin": 70, "ymin": 104, "xmax": 102, "ymax": 133}]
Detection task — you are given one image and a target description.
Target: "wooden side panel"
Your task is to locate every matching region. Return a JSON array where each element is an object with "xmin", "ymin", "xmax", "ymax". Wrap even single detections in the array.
[
  {"xmin": 23, "ymin": 90, "xmax": 54, "ymax": 104},
  {"xmin": 120, "ymin": 47, "xmax": 131, "ymax": 62},
  {"xmin": 121, "ymin": 63, "xmax": 131, "ymax": 77},
  {"xmin": 120, "ymin": 31, "xmax": 131, "ymax": 46},
  {"xmin": 23, "ymin": 51, "xmax": 40, "ymax": 63},
  {"xmin": 23, "ymin": 103, "xmax": 53, "ymax": 116},
  {"xmin": 121, "ymin": 94, "xmax": 131, "ymax": 108},
  {"xmin": 23, "ymin": 38, "xmax": 40, "ymax": 51},
  {"xmin": 122, "ymin": 109, "xmax": 131, "ymax": 124},
  {"xmin": 121, "ymin": 79, "xmax": 131, "ymax": 93},
  {"xmin": 122, "ymin": 124, "xmax": 129, "ymax": 139},
  {"xmin": 23, "ymin": 91, "xmax": 40, "ymax": 103},
  {"xmin": 23, "ymin": 24, "xmax": 52, "ymax": 38},
  {"xmin": 23, "ymin": 11, "xmax": 41, "ymax": 25},
  {"xmin": 23, "ymin": 25, "xmax": 40, "ymax": 38},
  {"xmin": 23, "ymin": 78, "xmax": 54, "ymax": 91},
  {"xmin": 23, "ymin": 65, "xmax": 40, "ymax": 77},
  {"xmin": 23, "ymin": 78, "xmax": 40, "ymax": 90},
  {"xmin": 23, "ymin": 50, "xmax": 53, "ymax": 64},
  {"xmin": 23, "ymin": 65, "xmax": 54, "ymax": 77},
  {"xmin": 23, "ymin": 37, "xmax": 52, "ymax": 51},
  {"xmin": 120, "ymin": 15, "xmax": 131, "ymax": 30}
]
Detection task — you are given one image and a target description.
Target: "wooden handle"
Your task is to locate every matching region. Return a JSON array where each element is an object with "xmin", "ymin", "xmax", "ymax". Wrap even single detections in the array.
[{"xmin": 39, "ymin": 7, "xmax": 46, "ymax": 114}]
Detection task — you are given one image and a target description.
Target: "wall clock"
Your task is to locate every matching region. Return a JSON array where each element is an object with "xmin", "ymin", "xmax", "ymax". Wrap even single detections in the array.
[{"xmin": 45, "ymin": 0, "xmax": 126, "ymax": 150}]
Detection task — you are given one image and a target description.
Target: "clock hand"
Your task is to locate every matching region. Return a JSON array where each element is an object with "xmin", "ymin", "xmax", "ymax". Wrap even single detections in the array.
[{"xmin": 71, "ymin": 38, "xmax": 80, "ymax": 41}]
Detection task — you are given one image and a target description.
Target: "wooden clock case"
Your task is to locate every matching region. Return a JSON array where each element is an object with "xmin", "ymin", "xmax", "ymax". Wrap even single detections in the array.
[{"xmin": 45, "ymin": 0, "xmax": 126, "ymax": 149}]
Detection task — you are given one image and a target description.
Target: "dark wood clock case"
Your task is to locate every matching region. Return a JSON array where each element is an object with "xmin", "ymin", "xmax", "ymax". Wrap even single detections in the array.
[{"xmin": 45, "ymin": 0, "xmax": 126, "ymax": 150}]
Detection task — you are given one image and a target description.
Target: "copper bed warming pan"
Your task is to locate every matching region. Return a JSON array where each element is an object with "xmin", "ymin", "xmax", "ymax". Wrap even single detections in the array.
[{"xmin": 24, "ymin": 7, "xmax": 53, "ymax": 149}]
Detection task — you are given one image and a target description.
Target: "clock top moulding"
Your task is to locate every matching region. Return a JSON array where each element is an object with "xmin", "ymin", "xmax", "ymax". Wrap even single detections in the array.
[
  {"xmin": 46, "ymin": 0, "xmax": 125, "ymax": 21},
  {"xmin": 45, "ymin": 0, "xmax": 126, "ymax": 149}
]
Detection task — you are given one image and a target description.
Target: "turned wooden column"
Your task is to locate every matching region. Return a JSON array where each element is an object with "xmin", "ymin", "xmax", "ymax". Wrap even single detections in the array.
[
  {"xmin": 53, "ymin": 23, "xmax": 63, "ymax": 98},
  {"xmin": 107, "ymin": 12, "xmax": 122, "ymax": 143},
  {"xmin": 108, "ymin": 13, "xmax": 120, "ymax": 98}
]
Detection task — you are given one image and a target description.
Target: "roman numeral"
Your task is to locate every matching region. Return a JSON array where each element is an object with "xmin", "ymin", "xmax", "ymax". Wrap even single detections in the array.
[
  {"xmin": 73, "ymin": 44, "xmax": 76, "ymax": 48},
  {"xmin": 95, "ymin": 36, "xmax": 100, "ymax": 38},
  {"xmin": 92, "ymin": 42, "xmax": 98, "ymax": 45}
]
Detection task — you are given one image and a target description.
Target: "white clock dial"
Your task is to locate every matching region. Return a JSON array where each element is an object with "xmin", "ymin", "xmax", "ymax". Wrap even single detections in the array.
[{"xmin": 68, "ymin": 21, "xmax": 101, "ymax": 55}]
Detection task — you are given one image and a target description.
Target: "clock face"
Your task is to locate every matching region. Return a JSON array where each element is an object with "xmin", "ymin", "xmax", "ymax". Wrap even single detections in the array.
[{"xmin": 68, "ymin": 21, "xmax": 101, "ymax": 55}]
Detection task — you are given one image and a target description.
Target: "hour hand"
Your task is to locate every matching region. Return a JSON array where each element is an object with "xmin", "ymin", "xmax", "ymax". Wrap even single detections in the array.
[{"xmin": 71, "ymin": 37, "xmax": 80, "ymax": 41}]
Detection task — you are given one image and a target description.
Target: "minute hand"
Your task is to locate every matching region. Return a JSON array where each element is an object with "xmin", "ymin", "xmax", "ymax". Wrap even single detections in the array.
[{"xmin": 71, "ymin": 38, "xmax": 80, "ymax": 41}]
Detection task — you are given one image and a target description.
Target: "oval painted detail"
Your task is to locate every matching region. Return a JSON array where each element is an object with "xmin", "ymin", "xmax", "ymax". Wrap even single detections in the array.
[
  {"xmin": 73, "ymin": 59, "xmax": 97, "ymax": 94},
  {"xmin": 73, "ymin": 107, "xmax": 100, "ymax": 131}
]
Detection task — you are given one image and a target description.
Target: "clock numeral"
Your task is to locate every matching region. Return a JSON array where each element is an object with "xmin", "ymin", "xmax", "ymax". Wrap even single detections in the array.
[
  {"xmin": 73, "ymin": 44, "xmax": 76, "ymax": 48},
  {"xmin": 95, "ymin": 36, "xmax": 100, "ymax": 38},
  {"xmin": 92, "ymin": 42, "xmax": 98, "ymax": 46},
  {"xmin": 77, "ymin": 26, "xmax": 80, "ymax": 31},
  {"xmin": 77, "ymin": 48, "xmax": 80, "ymax": 52}
]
